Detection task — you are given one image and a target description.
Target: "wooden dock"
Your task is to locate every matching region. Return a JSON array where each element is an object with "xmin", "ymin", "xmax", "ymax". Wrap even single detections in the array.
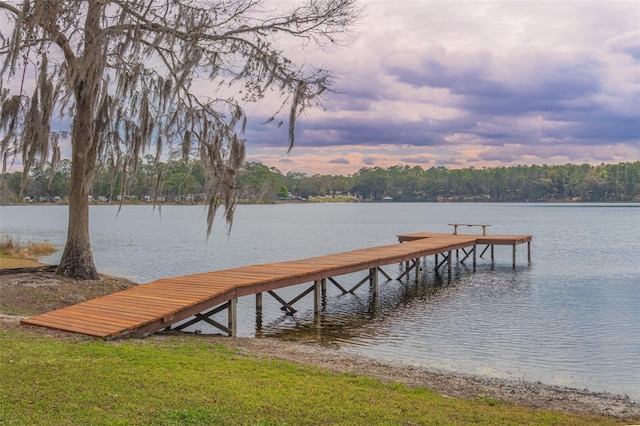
[
  {"xmin": 21, "ymin": 230, "xmax": 532, "ymax": 339},
  {"xmin": 398, "ymin": 231, "xmax": 532, "ymax": 267}
]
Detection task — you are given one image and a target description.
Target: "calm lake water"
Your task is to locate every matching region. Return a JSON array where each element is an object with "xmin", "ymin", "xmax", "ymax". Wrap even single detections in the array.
[{"xmin": 1, "ymin": 202, "xmax": 639, "ymax": 399}]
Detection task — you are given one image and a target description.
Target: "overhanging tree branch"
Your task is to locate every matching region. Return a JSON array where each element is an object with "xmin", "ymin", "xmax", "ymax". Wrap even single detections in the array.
[{"xmin": 0, "ymin": 0, "xmax": 362, "ymax": 279}]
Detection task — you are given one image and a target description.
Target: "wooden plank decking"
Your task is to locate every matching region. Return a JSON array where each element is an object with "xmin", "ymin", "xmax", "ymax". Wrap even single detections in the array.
[{"xmin": 21, "ymin": 231, "xmax": 531, "ymax": 339}]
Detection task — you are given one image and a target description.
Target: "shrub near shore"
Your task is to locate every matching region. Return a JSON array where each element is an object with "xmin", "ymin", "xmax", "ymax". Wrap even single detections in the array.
[
  {"xmin": 0, "ymin": 238, "xmax": 57, "ymax": 269},
  {"xmin": 0, "ymin": 238, "xmax": 57, "ymax": 260}
]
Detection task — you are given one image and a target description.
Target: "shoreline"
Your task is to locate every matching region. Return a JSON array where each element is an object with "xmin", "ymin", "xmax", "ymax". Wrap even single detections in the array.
[
  {"xmin": 215, "ymin": 336, "xmax": 640, "ymax": 419},
  {"xmin": 1, "ymin": 268, "xmax": 639, "ymax": 420}
]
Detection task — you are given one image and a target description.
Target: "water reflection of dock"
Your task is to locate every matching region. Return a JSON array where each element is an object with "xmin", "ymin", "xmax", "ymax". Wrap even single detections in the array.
[{"xmin": 22, "ymin": 229, "xmax": 532, "ymax": 339}]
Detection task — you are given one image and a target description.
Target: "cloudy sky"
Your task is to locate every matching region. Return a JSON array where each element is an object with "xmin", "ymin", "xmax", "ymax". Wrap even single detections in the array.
[{"xmin": 241, "ymin": 0, "xmax": 640, "ymax": 175}]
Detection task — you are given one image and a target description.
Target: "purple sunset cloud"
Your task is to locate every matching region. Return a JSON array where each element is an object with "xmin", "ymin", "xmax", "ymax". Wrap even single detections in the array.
[
  {"xmin": 401, "ymin": 155, "xmax": 432, "ymax": 164},
  {"xmin": 328, "ymin": 158, "xmax": 350, "ymax": 164},
  {"xmin": 241, "ymin": 1, "xmax": 639, "ymax": 174},
  {"xmin": 25, "ymin": 1, "xmax": 638, "ymax": 176},
  {"xmin": 362, "ymin": 157, "xmax": 376, "ymax": 166}
]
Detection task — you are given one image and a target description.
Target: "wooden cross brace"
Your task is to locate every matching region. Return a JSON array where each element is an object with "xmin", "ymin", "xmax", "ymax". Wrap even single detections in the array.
[
  {"xmin": 170, "ymin": 302, "xmax": 231, "ymax": 335},
  {"xmin": 396, "ymin": 259, "xmax": 419, "ymax": 280}
]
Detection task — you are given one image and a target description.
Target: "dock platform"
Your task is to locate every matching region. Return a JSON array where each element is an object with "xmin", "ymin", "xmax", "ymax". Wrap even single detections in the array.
[
  {"xmin": 22, "ymin": 230, "xmax": 532, "ymax": 339},
  {"xmin": 398, "ymin": 231, "xmax": 532, "ymax": 266}
]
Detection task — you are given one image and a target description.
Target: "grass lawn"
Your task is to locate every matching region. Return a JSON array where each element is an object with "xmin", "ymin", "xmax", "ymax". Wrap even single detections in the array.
[{"xmin": 0, "ymin": 329, "xmax": 625, "ymax": 426}]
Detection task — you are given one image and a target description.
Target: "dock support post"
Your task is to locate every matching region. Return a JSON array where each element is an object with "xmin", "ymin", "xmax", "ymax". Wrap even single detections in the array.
[
  {"xmin": 370, "ymin": 268, "xmax": 379, "ymax": 296},
  {"xmin": 473, "ymin": 244, "xmax": 477, "ymax": 272},
  {"xmin": 321, "ymin": 278, "xmax": 327, "ymax": 297},
  {"xmin": 434, "ymin": 254, "xmax": 438, "ymax": 272},
  {"xmin": 228, "ymin": 298, "xmax": 237, "ymax": 337},
  {"xmin": 512, "ymin": 245, "xmax": 517, "ymax": 268},
  {"xmin": 314, "ymin": 280, "xmax": 322, "ymax": 314},
  {"xmin": 256, "ymin": 293, "xmax": 263, "ymax": 330},
  {"xmin": 527, "ymin": 241, "xmax": 531, "ymax": 263},
  {"xmin": 491, "ymin": 245, "xmax": 494, "ymax": 261},
  {"xmin": 448, "ymin": 250, "xmax": 452, "ymax": 277}
]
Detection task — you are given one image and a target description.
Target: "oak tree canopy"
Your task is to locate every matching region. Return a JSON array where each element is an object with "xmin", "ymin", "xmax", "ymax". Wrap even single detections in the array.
[{"xmin": 0, "ymin": 0, "xmax": 361, "ymax": 279}]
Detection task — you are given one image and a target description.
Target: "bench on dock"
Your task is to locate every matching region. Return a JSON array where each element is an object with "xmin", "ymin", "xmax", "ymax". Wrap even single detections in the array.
[{"xmin": 448, "ymin": 223, "xmax": 491, "ymax": 236}]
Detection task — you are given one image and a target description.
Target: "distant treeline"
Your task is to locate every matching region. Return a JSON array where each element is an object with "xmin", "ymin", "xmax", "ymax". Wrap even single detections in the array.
[{"xmin": 2, "ymin": 157, "xmax": 639, "ymax": 204}]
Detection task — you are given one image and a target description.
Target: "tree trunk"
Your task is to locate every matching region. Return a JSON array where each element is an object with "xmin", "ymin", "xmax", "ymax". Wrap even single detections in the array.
[
  {"xmin": 56, "ymin": 0, "xmax": 103, "ymax": 280},
  {"xmin": 56, "ymin": 161, "xmax": 98, "ymax": 280},
  {"xmin": 56, "ymin": 104, "xmax": 100, "ymax": 280}
]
